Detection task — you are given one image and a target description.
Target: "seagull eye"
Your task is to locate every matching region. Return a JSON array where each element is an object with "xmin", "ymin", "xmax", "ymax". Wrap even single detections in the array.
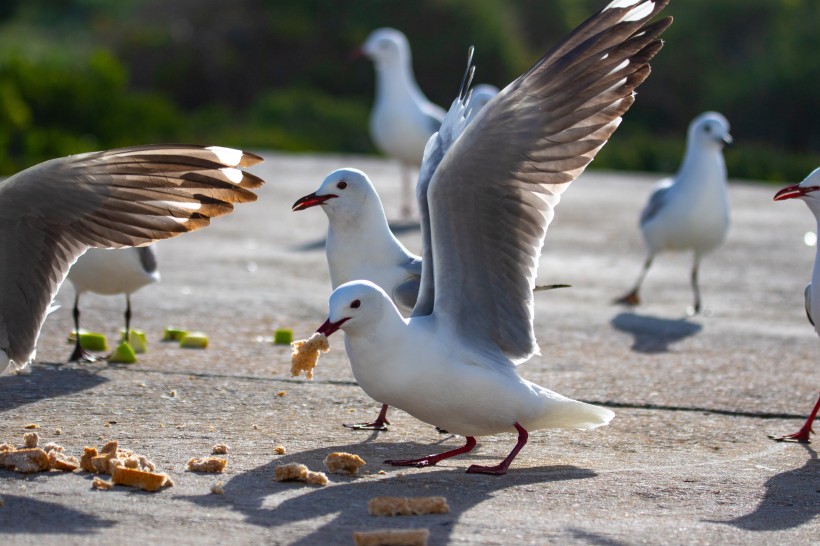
[
  {"xmin": 351, "ymin": 299, "xmax": 361, "ymax": 309},
  {"xmin": 704, "ymin": 125, "xmax": 712, "ymax": 133},
  {"xmin": 337, "ymin": 181, "xmax": 348, "ymax": 190}
]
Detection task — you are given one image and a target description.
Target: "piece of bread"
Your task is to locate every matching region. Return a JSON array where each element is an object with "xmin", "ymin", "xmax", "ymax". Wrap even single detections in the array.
[
  {"xmin": 91, "ymin": 477, "xmax": 113, "ymax": 490},
  {"xmin": 42, "ymin": 442, "xmax": 64, "ymax": 453},
  {"xmin": 274, "ymin": 445, "xmax": 286, "ymax": 455},
  {"xmin": 0, "ymin": 443, "xmax": 15, "ymax": 452},
  {"xmin": 47, "ymin": 450, "xmax": 79, "ymax": 472},
  {"xmin": 352, "ymin": 528, "xmax": 430, "ymax": 546},
  {"xmin": 290, "ymin": 332, "xmax": 330, "ymax": 380},
  {"xmin": 0, "ymin": 448, "xmax": 50, "ymax": 473},
  {"xmin": 210, "ymin": 481, "xmax": 224, "ymax": 495},
  {"xmin": 23, "ymin": 432, "xmax": 39, "ymax": 448},
  {"xmin": 110, "ymin": 465, "xmax": 172, "ymax": 492},
  {"xmin": 368, "ymin": 496, "xmax": 450, "ymax": 517},
  {"xmin": 323, "ymin": 452, "xmax": 366, "ymax": 475},
  {"xmin": 211, "ymin": 443, "xmax": 230, "ymax": 455},
  {"xmin": 274, "ymin": 462, "xmax": 328, "ymax": 486},
  {"xmin": 187, "ymin": 457, "xmax": 227, "ymax": 473},
  {"xmin": 80, "ymin": 447, "xmax": 98, "ymax": 473}
]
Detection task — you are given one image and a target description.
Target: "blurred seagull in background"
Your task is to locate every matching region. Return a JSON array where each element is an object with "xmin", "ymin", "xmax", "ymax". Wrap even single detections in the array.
[
  {"xmin": 66, "ymin": 246, "xmax": 160, "ymax": 362},
  {"xmin": 771, "ymin": 167, "xmax": 820, "ymax": 443},
  {"xmin": 0, "ymin": 144, "xmax": 264, "ymax": 375},
  {"xmin": 311, "ymin": 0, "xmax": 671, "ymax": 474},
  {"xmin": 615, "ymin": 111, "xmax": 732, "ymax": 314},
  {"xmin": 360, "ymin": 27, "xmax": 446, "ymax": 220}
]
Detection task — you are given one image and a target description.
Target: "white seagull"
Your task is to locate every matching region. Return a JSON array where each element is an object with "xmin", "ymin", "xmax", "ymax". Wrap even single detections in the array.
[
  {"xmin": 360, "ymin": 27, "xmax": 446, "ymax": 219},
  {"xmin": 311, "ymin": 0, "xmax": 671, "ymax": 474},
  {"xmin": 615, "ymin": 111, "xmax": 732, "ymax": 314},
  {"xmin": 771, "ymin": 168, "xmax": 820, "ymax": 443},
  {"xmin": 0, "ymin": 144, "xmax": 263, "ymax": 375},
  {"xmin": 66, "ymin": 246, "xmax": 160, "ymax": 362}
]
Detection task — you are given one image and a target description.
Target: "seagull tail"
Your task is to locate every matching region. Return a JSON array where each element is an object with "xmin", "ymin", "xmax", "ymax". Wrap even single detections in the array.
[{"xmin": 530, "ymin": 390, "xmax": 616, "ymax": 431}]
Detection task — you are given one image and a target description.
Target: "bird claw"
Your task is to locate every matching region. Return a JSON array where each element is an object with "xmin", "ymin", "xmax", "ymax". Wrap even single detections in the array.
[
  {"xmin": 344, "ymin": 421, "xmax": 390, "ymax": 431},
  {"xmin": 769, "ymin": 428, "xmax": 813, "ymax": 444},
  {"xmin": 614, "ymin": 292, "xmax": 640, "ymax": 307},
  {"xmin": 466, "ymin": 464, "xmax": 508, "ymax": 476},
  {"xmin": 68, "ymin": 347, "xmax": 100, "ymax": 363}
]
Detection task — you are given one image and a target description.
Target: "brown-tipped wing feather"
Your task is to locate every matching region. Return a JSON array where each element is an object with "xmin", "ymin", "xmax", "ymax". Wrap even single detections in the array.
[
  {"xmin": 0, "ymin": 144, "xmax": 264, "ymax": 369},
  {"xmin": 420, "ymin": 0, "xmax": 671, "ymax": 363}
]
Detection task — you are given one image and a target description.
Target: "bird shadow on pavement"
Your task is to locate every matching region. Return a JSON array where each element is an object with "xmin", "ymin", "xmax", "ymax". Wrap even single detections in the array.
[
  {"xmin": 180, "ymin": 436, "xmax": 596, "ymax": 545},
  {"xmin": 610, "ymin": 312, "xmax": 702, "ymax": 354},
  {"xmin": 710, "ymin": 443, "xmax": 819, "ymax": 531},
  {"xmin": 0, "ymin": 363, "xmax": 108, "ymax": 413},
  {"xmin": 0, "ymin": 491, "xmax": 116, "ymax": 535},
  {"xmin": 291, "ymin": 222, "xmax": 420, "ymax": 252}
]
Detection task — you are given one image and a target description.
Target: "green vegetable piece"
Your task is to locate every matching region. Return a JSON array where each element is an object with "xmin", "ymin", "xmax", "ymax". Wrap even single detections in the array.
[
  {"xmin": 77, "ymin": 331, "xmax": 108, "ymax": 352},
  {"xmin": 109, "ymin": 341, "xmax": 137, "ymax": 364},
  {"xmin": 120, "ymin": 329, "xmax": 147, "ymax": 353},
  {"xmin": 162, "ymin": 327, "xmax": 188, "ymax": 342},
  {"xmin": 273, "ymin": 329, "xmax": 293, "ymax": 345},
  {"xmin": 179, "ymin": 332, "xmax": 208, "ymax": 349}
]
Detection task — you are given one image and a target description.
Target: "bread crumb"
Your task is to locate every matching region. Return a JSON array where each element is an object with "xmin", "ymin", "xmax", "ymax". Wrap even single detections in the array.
[
  {"xmin": 352, "ymin": 528, "xmax": 430, "ymax": 546},
  {"xmin": 324, "ymin": 452, "xmax": 366, "ymax": 475},
  {"xmin": 0, "ymin": 448, "xmax": 50, "ymax": 473},
  {"xmin": 274, "ymin": 445, "xmax": 286, "ymax": 455},
  {"xmin": 274, "ymin": 462, "xmax": 328, "ymax": 486},
  {"xmin": 210, "ymin": 481, "xmax": 224, "ymax": 495},
  {"xmin": 276, "ymin": 391, "xmax": 287, "ymax": 397},
  {"xmin": 91, "ymin": 477, "xmax": 113, "ymax": 490},
  {"xmin": 368, "ymin": 496, "xmax": 450, "ymax": 517},
  {"xmin": 54, "ymin": 428, "xmax": 62, "ymax": 436},
  {"xmin": 43, "ymin": 443, "xmax": 63, "ymax": 453},
  {"xmin": 187, "ymin": 457, "xmax": 227, "ymax": 473},
  {"xmin": 23, "ymin": 424, "xmax": 39, "ymax": 430},
  {"xmin": 47, "ymin": 450, "xmax": 79, "ymax": 472},
  {"xmin": 111, "ymin": 465, "xmax": 172, "ymax": 492},
  {"xmin": 0, "ymin": 443, "xmax": 14, "ymax": 452},
  {"xmin": 169, "ymin": 390, "xmax": 176, "ymax": 397},
  {"xmin": 252, "ymin": 424, "xmax": 259, "ymax": 430},
  {"xmin": 290, "ymin": 332, "xmax": 329, "ymax": 380},
  {"xmin": 211, "ymin": 444, "xmax": 230, "ymax": 455},
  {"xmin": 23, "ymin": 432, "xmax": 39, "ymax": 448},
  {"xmin": 80, "ymin": 447, "xmax": 98, "ymax": 472}
]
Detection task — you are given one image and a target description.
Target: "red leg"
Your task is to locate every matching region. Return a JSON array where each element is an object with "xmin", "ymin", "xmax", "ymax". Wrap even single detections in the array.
[
  {"xmin": 344, "ymin": 404, "xmax": 391, "ymax": 431},
  {"xmin": 466, "ymin": 422, "xmax": 528, "ymax": 476},
  {"xmin": 385, "ymin": 436, "xmax": 477, "ymax": 468},
  {"xmin": 773, "ymin": 392, "xmax": 820, "ymax": 443}
]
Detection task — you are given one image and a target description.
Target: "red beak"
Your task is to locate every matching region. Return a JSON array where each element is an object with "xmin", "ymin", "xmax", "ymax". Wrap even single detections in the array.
[
  {"xmin": 292, "ymin": 192, "xmax": 336, "ymax": 211},
  {"xmin": 317, "ymin": 317, "xmax": 349, "ymax": 337},
  {"xmin": 774, "ymin": 184, "xmax": 820, "ymax": 201}
]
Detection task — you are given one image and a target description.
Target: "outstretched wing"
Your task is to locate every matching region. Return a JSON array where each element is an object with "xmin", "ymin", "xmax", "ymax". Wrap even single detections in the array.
[
  {"xmin": 0, "ymin": 144, "xmax": 263, "ymax": 367},
  {"xmin": 423, "ymin": 0, "xmax": 671, "ymax": 363}
]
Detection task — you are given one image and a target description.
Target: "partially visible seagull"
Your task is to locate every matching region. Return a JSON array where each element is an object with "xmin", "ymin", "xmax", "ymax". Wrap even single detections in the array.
[
  {"xmin": 615, "ymin": 112, "xmax": 732, "ymax": 314},
  {"xmin": 310, "ymin": 0, "xmax": 671, "ymax": 474},
  {"xmin": 66, "ymin": 246, "xmax": 160, "ymax": 362},
  {"xmin": 771, "ymin": 167, "xmax": 820, "ymax": 443},
  {"xmin": 360, "ymin": 27, "xmax": 446, "ymax": 219},
  {"xmin": 0, "ymin": 144, "xmax": 263, "ymax": 375}
]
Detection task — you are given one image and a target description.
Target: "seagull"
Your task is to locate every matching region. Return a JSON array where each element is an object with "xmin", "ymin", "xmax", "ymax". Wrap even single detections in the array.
[
  {"xmin": 310, "ymin": 0, "xmax": 671, "ymax": 474},
  {"xmin": 0, "ymin": 144, "xmax": 264, "ymax": 375},
  {"xmin": 771, "ymin": 167, "xmax": 820, "ymax": 443},
  {"xmin": 66, "ymin": 246, "xmax": 160, "ymax": 362},
  {"xmin": 360, "ymin": 27, "xmax": 446, "ymax": 219},
  {"xmin": 293, "ymin": 48, "xmax": 495, "ymax": 430},
  {"xmin": 615, "ymin": 112, "xmax": 732, "ymax": 314}
]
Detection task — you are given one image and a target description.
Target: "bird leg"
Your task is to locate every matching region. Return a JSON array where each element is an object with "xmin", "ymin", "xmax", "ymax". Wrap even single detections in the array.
[
  {"xmin": 385, "ymin": 436, "xmax": 477, "ymax": 468},
  {"xmin": 615, "ymin": 255, "xmax": 653, "ymax": 307},
  {"xmin": 772, "ymin": 392, "xmax": 820, "ymax": 443},
  {"xmin": 124, "ymin": 294, "xmax": 132, "ymax": 343},
  {"xmin": 690, "ymin": 257, "xmax": 702, "ymax": 315},
  {"xmin": 68, "ymin": 293, "xmax": 98, "ymax": 363},
  {"xmin": 344, "ymin": 404, "xmax": 391, "ymax": 431},
  {"xmin": 466, "ymin": 422, "xmax": 528, "ymax": 476}
]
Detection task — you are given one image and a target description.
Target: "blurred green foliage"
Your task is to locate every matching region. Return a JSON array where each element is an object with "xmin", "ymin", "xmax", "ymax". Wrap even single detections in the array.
[{"xmin": 0, "ymin": 0, "xmax": 817, "ymax": 182}]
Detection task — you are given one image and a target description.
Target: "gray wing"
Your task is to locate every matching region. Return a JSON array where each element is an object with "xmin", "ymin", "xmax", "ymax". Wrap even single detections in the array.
[
  {"xmin": 0, "ymin": 144, "xmax": 263, "ymax": 367},
  {"xmin": 393, "ymin": 257, "xmax": 422, "ymax": 310},
  {"xmin": 806, "ymin": 284, "xmax": 814, "ymax": 327},
  {"xmin": 639, "ymin": 177, "xmax": 673, "ymax": 227},
  {"xmin": 421, "ymin": 0, "xmax": 670, "ymax": 363}
]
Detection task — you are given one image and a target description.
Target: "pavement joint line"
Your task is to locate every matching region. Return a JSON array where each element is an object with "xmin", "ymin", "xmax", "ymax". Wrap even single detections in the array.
[{"xmin": 582, "ymin": 400, "xmax": 808, "ymax": 420}]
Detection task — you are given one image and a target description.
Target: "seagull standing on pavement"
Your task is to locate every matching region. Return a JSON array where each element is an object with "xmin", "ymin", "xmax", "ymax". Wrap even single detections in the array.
[
  {"xmin": 771, "ymin": 168, "xmax": 820, "ymax": 443},
  {"xmin": 615, "ymin": 112, "xmax": 732, "ymax": 314},
  {"xmin": 0, "ymin": 144, "xmax": 263, "ymax": 375},
  {"xmin": 310, "ymin": 0, "xmax": 671, "ymax": 474},
  {"xmin": 361, "ymin": 27, "xmax": 446, "ymax": 219},
  {"xmin": 66, "ymin": 246, "xmax": 160, "ymax": 362}
]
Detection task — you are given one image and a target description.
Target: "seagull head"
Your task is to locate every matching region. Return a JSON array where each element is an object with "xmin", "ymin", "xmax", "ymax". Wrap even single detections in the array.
[
  {"xmin": 292, "ymin": 168, "xmax": 377, "ymax": 216},
  {"xmin": 361, "ymin": 28, "xmax": 410, "ymax": 69},
  {"xmin": 689, "ymin": 111, "xmax": 732, "ymax": 149},
  {"xmin": 774, "ymin": 167, "xmax": 820, "ymax": 213},
  {"xmin": 317, "ymin": 281, "xmax": 394, "ymax": 337}
]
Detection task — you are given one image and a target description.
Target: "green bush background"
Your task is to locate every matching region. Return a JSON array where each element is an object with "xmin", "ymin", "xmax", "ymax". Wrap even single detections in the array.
[{"xmin": 0, "ymin": 0, "xmax": 817, "ymax": 181}]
